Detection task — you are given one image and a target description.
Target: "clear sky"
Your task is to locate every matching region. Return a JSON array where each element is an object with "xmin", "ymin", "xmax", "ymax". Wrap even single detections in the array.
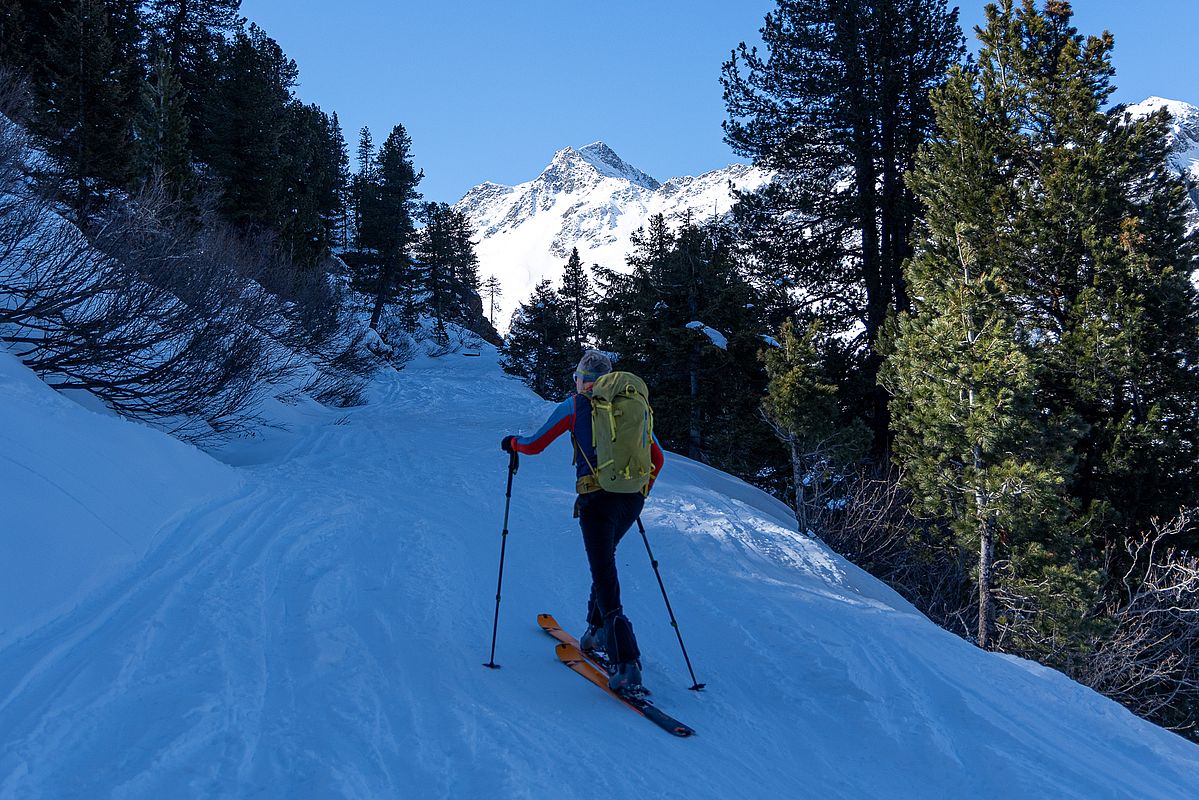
[{"xmin": 238, "ymin": 1, "xmax": 1199, "ymax": 205}]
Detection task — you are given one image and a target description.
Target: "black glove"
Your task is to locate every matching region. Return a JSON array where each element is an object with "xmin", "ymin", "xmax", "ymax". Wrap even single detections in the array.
[{"xmin": 501, "ymin": 435, "xmax": 516, "ymax": 453}]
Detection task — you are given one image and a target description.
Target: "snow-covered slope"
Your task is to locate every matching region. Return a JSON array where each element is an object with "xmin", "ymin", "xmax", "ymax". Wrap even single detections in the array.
[
  {"xmin": 1, "ymin": 345, "xmax": 1198, "ymax": 798},
  {"xmin": 0, "ymin": 352, "xmax": 240, "ymax": 650},
  {"xmin": 455, "ymin": 143, "xmax": 768, "ymax": 327}
]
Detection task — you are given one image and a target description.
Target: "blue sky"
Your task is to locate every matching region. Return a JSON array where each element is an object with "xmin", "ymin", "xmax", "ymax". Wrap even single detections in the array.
[{"xmin": 238, "ymin": 1, "xmax": 1199, "ymax": 204}]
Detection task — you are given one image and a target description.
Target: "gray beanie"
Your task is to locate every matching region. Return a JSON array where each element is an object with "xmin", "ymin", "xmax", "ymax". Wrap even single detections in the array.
[{"xmin": 575, "ymin": 350, "xmax": 613, "ymax": 382}]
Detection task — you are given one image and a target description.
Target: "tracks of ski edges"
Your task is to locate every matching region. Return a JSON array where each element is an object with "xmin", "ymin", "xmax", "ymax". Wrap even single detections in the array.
[{"xmin": 537, "ymin": 614, "xmax": 695, "ymax": 738}]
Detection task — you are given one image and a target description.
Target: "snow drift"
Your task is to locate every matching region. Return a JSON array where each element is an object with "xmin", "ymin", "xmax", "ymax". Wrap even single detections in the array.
[{"xmin": 1, "ymin": 343, "xmax": 1198, "ymax": 798}]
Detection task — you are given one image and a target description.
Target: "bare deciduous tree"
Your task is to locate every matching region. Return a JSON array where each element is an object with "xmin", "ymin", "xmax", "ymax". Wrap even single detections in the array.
[{"xmin": 1082, "ymin": 510, "xmax": 1199, "ymax": 735}]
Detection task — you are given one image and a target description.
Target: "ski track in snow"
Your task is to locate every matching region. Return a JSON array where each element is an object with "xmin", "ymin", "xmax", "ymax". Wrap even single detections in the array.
[{"xmin": 2, "ymin": 349, "xmax": 1199, "ymax": 799}]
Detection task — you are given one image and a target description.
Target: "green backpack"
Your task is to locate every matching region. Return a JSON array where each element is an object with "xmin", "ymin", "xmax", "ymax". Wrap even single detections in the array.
[{"xmin": 588, "ymin": 371, "xmax": 654, "ymax": 494}]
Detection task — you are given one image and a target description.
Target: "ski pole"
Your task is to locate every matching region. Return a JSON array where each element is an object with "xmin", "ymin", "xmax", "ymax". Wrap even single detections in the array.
[
  {"xmin": 484, "ymin": 449, "xmax": 519, "ymax": 669},
  {"xmin": 636, "ymin": 516, "xmax": 705, "ymax": 690}
]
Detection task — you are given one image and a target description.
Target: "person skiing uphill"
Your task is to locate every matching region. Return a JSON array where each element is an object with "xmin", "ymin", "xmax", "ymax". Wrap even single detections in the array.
[{"xmin": 501, "ymin": 350, "xmax": 664, "ymax": 695}]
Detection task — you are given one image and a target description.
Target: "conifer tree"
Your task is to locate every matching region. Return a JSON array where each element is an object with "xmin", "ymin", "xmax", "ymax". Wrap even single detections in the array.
[
  {"xmin": 207, "ymin": 23, "xmax": 296, "ymax": 230},
  {"xmin": 145, "ymin": 0, "xmax": 241, "ymax": 150},
  {"xmin": 763, "ymin": 319, "xmax": 869, "ymax": 533},
  {"xmin": 134, "ymin": 47, "xmax": 193, "ymax": 193},
  {"xmin": 330, "ymin": 111, "xmax": 352, "ymax": 249},
  {"xmin": 888, "ymin": 0, "xmax": 1199, "ymax": 654},
  {"xmin": 482, "ymin": 275, "xmax": 503, "ymax": 327},
  {"xmin": 278, "ymin": 102, "xmax": 345, "ymax": 265},
  {"xmin": 722, "ymin": 0, "xmax": 965, "ymax": 451},
  {"xmin": 594, "ymin": 214, "xmax": 783, "ymax": 485},
  {"xmin": 558, "ymin": 247, "xmax": 594, "ymax": 349},
  {"xmin": 0, "ymin": 0, "xmax": 26, "ymax": 72},
  {"xmin": 414, "ymin": 202, "xmax": 481, "ymax": 337},
  {"xmin": 501, "ymin": 279, "xmax": 575, "ymax": 399},
  {"xmin": 36, "ymin": 0, "xmax": 138, "ymax": 219},
  {"xmin": 105, "ymin": 0, "xmax": 143, "ymax": 113},
  {"xmin": 362, "ymin": 123, "xmax": 422, "ymax": 330},
  {"xmin": 352, "ymin": 125, "xmax": 374, "ymax": 250}
]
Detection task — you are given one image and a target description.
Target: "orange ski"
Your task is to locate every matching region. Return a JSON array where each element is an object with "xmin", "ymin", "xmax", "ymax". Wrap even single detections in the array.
[{"xmin": 552, "ymin": 641, "xmax": 695, "ymax": 737}]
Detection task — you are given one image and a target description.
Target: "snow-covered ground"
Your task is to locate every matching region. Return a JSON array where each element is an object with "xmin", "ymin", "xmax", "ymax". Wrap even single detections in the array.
[{"xmin": 2, "ymin": 344, "xmax": 1199, "ymax": 798}]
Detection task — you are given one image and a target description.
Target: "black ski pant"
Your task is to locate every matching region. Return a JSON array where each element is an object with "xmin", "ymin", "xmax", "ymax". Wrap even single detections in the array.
[{"xmin": 578, "ymin": 489, "xmax": 644, "ymax": 664}]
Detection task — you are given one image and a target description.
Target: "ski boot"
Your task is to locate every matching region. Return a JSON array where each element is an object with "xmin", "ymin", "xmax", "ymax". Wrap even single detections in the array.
[
  {"xmin": 580, "ymin": 623, "xmax": 607, "ymax": 656},
  {"xmin": 608, "ymin": 660, "xmax": 647, "ymax": 698}
]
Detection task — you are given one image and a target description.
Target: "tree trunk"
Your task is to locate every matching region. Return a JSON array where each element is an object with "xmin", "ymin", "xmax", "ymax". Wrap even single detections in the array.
[
  {"xmin": 369, "ymin": 276, "xmax": 385, "ymax": 330},
  {"xmin": 688, "ymin": 341, "xmax": 701, "ymax": 460},
  {"xmin": 791, "ymin": 439, "xmax": 808, "ymax": 534},
  {"xmin": 974, "ymin": 441, "xmax": 995, "ymax": 649},
  {"xmin": 977, "ymin": 515, "xmax": 995, "ymax": 649}
]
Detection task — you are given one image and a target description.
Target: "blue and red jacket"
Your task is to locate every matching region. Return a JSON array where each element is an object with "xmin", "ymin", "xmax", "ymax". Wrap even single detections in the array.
[{"xmin": 513, "ymin": 393, "xmax": 665, "ymax": 490}]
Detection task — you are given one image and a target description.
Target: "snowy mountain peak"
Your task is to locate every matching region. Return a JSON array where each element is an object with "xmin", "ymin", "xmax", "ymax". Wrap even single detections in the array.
[
  {"xmin": 456, "ymin": 144, "xmax": 769, "ymax": 328},
  {"xmin": 537, "ymin": 142, "xmax": 660, "ymax": 194},
  {"xmin": 1127, "ymin": 96, "xmax": 1199, "ymax": 127},
  {"xmin": 577, "ymin": 142, "xmax": 661, "ymax": 190}
]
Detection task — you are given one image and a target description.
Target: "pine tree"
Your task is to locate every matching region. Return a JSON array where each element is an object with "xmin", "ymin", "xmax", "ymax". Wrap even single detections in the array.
[
  {"xmin": 330, "ymin": 111, "xmax": 352, "ymax": 249},
  {"xmin": 363, "ymin": 123, "xmax": 422, "ymax": 330},
  {"xmin": 7, "ymin": 1, "xmax": 68, "ymax": 79},
  {"xmin": 352, "ymin": 125, "xmax": 374, "ymax": 251},
  {"xmin": 763, "ymin": 319, "xmax": 869, "ymax": 533},
  {"xmin": 482, "ymin": 275, "xmax": 503, "ymax": 327},
  {"xmin": 0, "ymin": 0, "xmax": 27, "ymax": 72},
  {"xmin": 206, "ymin": 23, "xmax": 296, "ymax": 231},
  {"xmin": 722, "ymin": 0, "xmax": 965, "ymax": 452},
  {"xmin": 593, "ymin": 215, "xmax": 784, "ymax": 486},
  {"xmin": 886, "ymin": 216, "xmax": 1070, "ymax": 649},
  {"xmin": 887, "ymin": 0, "xmax": 1199, "ymax": 654},
  {"xmin": 144, "ymin": 0, "xmax": 241, "ymax": 152},
  {"xmin": 134, "ymin": 47, "xmax": 193, "ymax": 193},
  {"xmin": 501, "ymin": 279, "xmax": 575, "ymax": 399},
  {"xmin": 105, "ymin": 0, "xmax": 143, "ymax": 118},
  {"xmin": 414, "ymin": 203, "xmax": 479, "ymax": 338},
  {"xmin": 36, "ymin": 0, "xmax": 138, "ymax": 219},
  {"xmin": 277, "ymin": 102, "xmax": 345, "ymax": 265},
  {"xmin": 558, "ymin": 247, "xmax": 594, "ymax": 349}
]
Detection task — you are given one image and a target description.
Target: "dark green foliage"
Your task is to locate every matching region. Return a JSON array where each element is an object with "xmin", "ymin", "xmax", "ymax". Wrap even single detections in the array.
[
  {"xmin": 206, "ymin": 23, "xmax": 296, "ymax": 229},
  {"xmin": 351, "ymin": 125, "xmax": 373, "ymax": 250},
  {"xmin": 501, "ymin": 279, "xmax": 576, "ymax": 399},
  {"xmin": 558, "ymin": 248, "xmax": 595, "ymax": 348},
  {"xmin": 34, "ymin": 0, "xmax": 140, "ymax": 219},
  {"xmin": 482, "ymin": 275, "xmax": 503, "ymax": 328},
  {"xmin": 414, "ymin": 202, "xmax": 483, "ymax": 338},
  {"xmin": 592, "ymin": 214, "xmax": 785, "ymax": 490},
  {"xmin": 359, "ymin": 124, "xmax": 423, "ymax": 330},
  {"xmin": 199, "ymin": 26, "xmax": 344, "ymax": 265},
  {"xmin": 330, "ymin": 112, "xmax": 351, "ymax": 249},
  {"xmin": 0, "ymin": 0, "xmax": 27, "ymax": 71},
  {"xmin": 887, "ymin": 0, "xmax": 1199, "ymax": 657},
  {"xmin": 134, "ymin": 48, "xmax": 193, "ymax": 193},
  {"xmin": 763, "ymin": 318, "xmax": 870, "ymax": 532},
  {"xmin": 144, "ymin": 0, "xmax": 240, "ymax": 150},
  {"xmin": 277, "ymin": 102, "xmax": 346, "ymax": 265},
  {"xmin": 722, "ymin": 0, "xmax": 965, "ymax": 451}
]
